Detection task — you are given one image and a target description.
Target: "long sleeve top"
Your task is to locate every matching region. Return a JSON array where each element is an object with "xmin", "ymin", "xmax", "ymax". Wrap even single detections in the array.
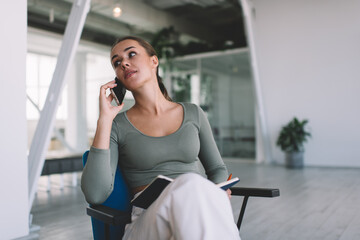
[{"xmin": 81, "ymin": 102, "xmax": 228, "ymax": 205}]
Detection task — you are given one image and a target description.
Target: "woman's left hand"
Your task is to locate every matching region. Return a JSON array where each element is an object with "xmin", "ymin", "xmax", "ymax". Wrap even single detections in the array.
[{"xmin": 226, "ymin": 189, "xmax": 232, "ymax": 200}]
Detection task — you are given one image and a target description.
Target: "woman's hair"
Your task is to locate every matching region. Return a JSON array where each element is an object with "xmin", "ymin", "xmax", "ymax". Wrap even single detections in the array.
[{"xmin": 112, "ymin": 36, "xmax": 172, "ymax": 101}]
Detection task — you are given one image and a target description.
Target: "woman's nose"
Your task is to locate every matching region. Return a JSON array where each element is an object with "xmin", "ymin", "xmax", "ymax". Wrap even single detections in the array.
[{"xmin": 121, "ymin": 60, "xmax": 130, "ymax": 69}]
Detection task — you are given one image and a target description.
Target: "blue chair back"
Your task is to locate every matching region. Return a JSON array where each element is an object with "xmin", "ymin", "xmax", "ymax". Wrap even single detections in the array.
[{"xmin": 82, "ymin": 151, "xmax": 132, "ymax": 240}]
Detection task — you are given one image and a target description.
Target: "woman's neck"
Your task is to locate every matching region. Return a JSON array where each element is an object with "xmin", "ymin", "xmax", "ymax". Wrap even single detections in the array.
[{"xmin": 131, "ymin": 86, "xmax": 172, "ymax": 116}]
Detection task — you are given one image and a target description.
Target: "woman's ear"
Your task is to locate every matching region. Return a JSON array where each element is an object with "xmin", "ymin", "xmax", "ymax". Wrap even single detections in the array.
[{"xmin": 151, "ymin": 55, "xmax": 159, "ymax": 68}]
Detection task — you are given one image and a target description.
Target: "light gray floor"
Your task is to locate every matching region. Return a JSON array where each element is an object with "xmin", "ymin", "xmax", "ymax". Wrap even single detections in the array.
[{"xmin": 30, "ymin": 160, "xmax": 360, "ymax": 240}]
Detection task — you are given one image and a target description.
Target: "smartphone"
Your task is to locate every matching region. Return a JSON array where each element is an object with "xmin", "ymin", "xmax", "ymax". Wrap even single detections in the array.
[{"xmin": 110, "ymin": 77, "xmax": 126, "ymax": 105}]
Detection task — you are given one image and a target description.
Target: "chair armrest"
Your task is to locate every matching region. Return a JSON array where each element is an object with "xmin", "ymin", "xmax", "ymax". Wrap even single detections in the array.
[
  {"xmin": 230, "ymin": 187, "xmax": 280, "ymax": 198},
  {"xmin": 230, "ymin": 187, "xmax": 280, "ymax": 230},
  {"xmin": 86, "ymin": 205, "xmax": 131, "ymax": 226}
]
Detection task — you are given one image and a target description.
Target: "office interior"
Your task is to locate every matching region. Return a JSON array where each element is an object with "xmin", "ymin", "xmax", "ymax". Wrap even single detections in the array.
[{"xmin": 1, "ymin": 0, "xmax": 360, "ymax": 239}]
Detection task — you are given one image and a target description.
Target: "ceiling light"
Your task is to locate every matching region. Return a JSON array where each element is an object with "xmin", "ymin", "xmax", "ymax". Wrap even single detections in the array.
[{"xmin": 113, "ymin": 5, "xmax": 122, "ymax": 18}]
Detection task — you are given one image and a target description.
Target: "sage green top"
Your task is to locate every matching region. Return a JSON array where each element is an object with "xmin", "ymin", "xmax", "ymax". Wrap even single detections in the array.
[{"xmin": 81, "ymin": 102, "xmax": 228, "ymax": 205}]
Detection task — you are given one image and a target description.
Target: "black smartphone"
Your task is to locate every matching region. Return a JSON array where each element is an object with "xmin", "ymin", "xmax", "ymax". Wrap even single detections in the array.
[{"xmin": 110, "ymin": 77, "xmax": 126, "ymax": 105}]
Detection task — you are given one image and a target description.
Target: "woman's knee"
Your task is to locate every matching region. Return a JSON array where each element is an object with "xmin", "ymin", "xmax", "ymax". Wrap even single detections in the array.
[
  {"xmin": 174, "ymin": 173, "xmax": 207, "ymax": 186},
  {"xmin": 170, "ymin": 173, "xmax": 219, "ymax": 194}
]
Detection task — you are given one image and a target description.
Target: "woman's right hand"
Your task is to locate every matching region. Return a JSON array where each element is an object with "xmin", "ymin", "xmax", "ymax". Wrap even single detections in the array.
[
  {"xmin": 99, "ymin": 80, "xmax": 124, "ymax": 121},
  {"xmin": 92, "ymin": 80, "xmax": 124, "ymax": 149}
]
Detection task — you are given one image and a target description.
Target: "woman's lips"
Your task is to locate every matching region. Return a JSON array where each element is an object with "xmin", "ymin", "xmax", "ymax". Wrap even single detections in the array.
[{"xmin": 124, "ymin": 70, "xmax": 137, "ymax": 79}]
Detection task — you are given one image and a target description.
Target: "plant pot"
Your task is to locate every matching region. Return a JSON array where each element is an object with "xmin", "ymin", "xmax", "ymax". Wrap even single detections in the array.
[{"xmin": 285, "ymin": 151, "xmax": 304, "ymax": 169}]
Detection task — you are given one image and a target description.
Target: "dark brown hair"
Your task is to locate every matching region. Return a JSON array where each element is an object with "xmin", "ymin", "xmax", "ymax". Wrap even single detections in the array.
[{"xmin": 112, "ymin": 36, "xmax": 172, "ymax": 101}]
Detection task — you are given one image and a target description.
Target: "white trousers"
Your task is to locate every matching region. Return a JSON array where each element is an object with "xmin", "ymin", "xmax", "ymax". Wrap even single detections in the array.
[{"xmin": 122, "ymin": 173, "xmax": 241, "ymax": 240}]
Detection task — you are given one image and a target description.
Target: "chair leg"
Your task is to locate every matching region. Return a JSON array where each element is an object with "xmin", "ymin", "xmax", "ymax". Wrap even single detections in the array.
[
  {"xmin": 237, "ymin": 196, "xmax": 249, "ymax": 230},
  {"xmin": 105, "ymin": 223, "xmax": 110, "ymax": 240}
]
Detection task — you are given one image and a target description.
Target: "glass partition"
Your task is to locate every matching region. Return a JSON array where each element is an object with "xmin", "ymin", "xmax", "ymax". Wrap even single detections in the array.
[{"xmin": 166, "ymin": 49, "xmax": 256, "ymax": 159}]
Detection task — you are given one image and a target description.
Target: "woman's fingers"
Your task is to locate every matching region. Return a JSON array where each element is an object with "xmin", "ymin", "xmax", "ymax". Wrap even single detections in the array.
[
  {"xmin": 107, "ymin": 91, "xmax": 114, "ymax": 102},
  {"xmin": 100, "ymin": 80, "xmax": 117, "ymax": 95},
  {"xmin": 226, "ymin": 189, "xmax": 232, "ymax": 200},
  {"xmin": 100, "ymin": 81, "xmax": 118, "ymax": 103},
  {"xmin": 115, "ymin": 103, "xmax": 124, "ymax": 112},
  {"xmin": 96, "ymin": 79, "xmax": 125, "ymax": 123}
]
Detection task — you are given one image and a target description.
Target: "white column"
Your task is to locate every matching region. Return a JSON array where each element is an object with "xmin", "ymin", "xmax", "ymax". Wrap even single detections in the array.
[
  {"xmin": 65, "ymin": 53, "xmax": 88, "ymax": 153},
  {"xmin": 0, "ymin": 0, "xmax": 29, "ymax": 239},
  {"xmin": 240, "ymin": 0, "xmax": 272, "ymax": 163}
]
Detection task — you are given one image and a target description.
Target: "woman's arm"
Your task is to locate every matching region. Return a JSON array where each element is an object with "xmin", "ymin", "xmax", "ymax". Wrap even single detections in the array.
[
  {"xmin": 197, "ymin": 106, "xmax": 229, "ymax": 183},
  {"xmin": 81, "ymin": 125, "xmax": 121, "ymax": 204},
  {"xmin": 196, "ymin": 105, "xmax": 232, "ymax": 199},
  {"xmin": 80, "ymin": 80, "xmax": 123, "ymax": 205}
]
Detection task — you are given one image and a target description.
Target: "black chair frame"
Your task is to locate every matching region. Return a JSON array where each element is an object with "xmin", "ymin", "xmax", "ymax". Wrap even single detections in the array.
[{"xmin": 86, "ymin": 186, "xmax": 280, "ymax": 238}]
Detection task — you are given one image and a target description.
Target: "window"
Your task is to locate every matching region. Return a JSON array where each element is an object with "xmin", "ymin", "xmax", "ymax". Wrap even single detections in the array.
[{"xmin": 26, "ymin": 53, "xmax": 67, "ymax": 120}]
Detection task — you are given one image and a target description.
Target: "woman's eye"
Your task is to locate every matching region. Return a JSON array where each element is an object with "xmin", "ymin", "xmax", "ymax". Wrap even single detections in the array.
[
  {"xmin": 113, "ymin": 60, "xmax": 121, "ymax": 68},
  {"xmin": 129, "ymin": 52, "xmax": 136, "ymax": 58}
]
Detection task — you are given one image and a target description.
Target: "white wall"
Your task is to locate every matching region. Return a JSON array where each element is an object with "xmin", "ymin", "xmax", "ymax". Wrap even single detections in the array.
[
  {"xmin": 252, "ymin": 0, "xmax": 360, "ymax": 167},
  {"xmin": 0, "ymin": 1, "xmax": 29, "ymax": 239}
]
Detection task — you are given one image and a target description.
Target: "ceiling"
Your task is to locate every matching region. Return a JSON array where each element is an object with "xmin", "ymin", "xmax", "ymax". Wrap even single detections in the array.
[{"xmin": 27, "ymin": 0, "xmax": 247, "ymax": 55}]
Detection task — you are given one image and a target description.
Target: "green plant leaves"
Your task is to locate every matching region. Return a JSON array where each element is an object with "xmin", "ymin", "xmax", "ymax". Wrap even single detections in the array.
[{"xmin": 276, "ymin": 117, "xmax": 311, "ymax": 152}]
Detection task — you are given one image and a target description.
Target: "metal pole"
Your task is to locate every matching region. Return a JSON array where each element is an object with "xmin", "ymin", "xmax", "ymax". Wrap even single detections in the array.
[
  {"xmin": 237, "ymin": 196, "xmax": 249, "ymax": 230},
  {"xmin": 28, "ymin": 0, "xmax": 91, "ymax": 209}
]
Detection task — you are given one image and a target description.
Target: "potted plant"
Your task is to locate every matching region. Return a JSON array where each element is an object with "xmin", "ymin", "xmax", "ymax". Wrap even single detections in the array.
[{"xmin": 276, "ymin": 117, "xmax": 311, "ymax": 168}]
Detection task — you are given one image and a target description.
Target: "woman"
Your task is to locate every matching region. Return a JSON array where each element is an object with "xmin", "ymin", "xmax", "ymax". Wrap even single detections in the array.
[{"xmin": 81, "ymin": 36, "xmax": 240, "ymax": 240}]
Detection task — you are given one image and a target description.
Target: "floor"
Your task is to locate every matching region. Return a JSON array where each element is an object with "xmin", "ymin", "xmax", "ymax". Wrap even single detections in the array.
[
  {"xmin": 30, "ymin": 160, "xmax": 360, "ymax": 240},
  {"xmin": 31, "ymin": 174, "xmax": 92, "ymax": 240}
]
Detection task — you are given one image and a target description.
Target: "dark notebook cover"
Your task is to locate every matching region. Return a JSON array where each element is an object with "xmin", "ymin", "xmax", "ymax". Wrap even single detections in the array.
[{"xmin": 131, "ymin": 175, "xmax": 173, "ymax": 209}]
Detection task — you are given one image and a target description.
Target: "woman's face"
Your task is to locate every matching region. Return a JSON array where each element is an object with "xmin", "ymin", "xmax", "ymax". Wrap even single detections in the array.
[{"xmin": 110, "ymin": 39, "xmax": 158, "ymax": 91}]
